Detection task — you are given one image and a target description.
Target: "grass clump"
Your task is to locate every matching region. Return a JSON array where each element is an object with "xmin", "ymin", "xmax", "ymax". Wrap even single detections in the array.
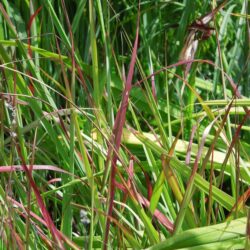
[{"xmin": 0, "ymin": 0, "xmax": 249, "ymax": 249}]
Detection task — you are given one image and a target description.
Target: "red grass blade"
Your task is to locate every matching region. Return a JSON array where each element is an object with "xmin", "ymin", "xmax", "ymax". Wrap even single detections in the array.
[
  {"xmin": 137, "ymin": 194, "xmax": 174, "ymax": 233},
  {"xmin": 227, "ymin": 188, "xmax": 250, "ymax": 219},
  {"xmin": 27, "ymin": 6, "xmax": 42, "ymax": 58},
  {"xmin": 15, "ymin": 146, "xmax": 65, "ymax": 249},
  {"xmin": 8, "ymin": 197, "xmax": 81, "ymax": 249},
  {"xmin": 0, "ymin": 165, "xmax": 68, "ymax": 173},
  {"xmin": 104, "ymin": 5, "xmax": 140, "ymax": 248},
  {"xmin": 27, "ymin": 5, "xmax": 42, "ymax": 94},
  {"xmin": 114, "ymin": 162, "xmax": 174, "ymax": 233}
]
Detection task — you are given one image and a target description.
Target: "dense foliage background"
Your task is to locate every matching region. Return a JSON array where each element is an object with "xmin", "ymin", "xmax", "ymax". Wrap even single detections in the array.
[{"xmin": 0, "ymin": 0, "xmax": 249, "ymax": 249}]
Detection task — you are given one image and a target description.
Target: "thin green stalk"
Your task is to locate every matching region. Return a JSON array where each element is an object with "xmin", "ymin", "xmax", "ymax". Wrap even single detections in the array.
[{"xmin": 97, "ymin": 0, "xmax": 113, "ymax": 126}]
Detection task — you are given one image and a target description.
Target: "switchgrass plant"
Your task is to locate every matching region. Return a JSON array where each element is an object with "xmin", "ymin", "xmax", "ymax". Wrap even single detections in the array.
[{"xmin": 0, "ymin": 0, "xmax": 249, "ymax": 249}]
